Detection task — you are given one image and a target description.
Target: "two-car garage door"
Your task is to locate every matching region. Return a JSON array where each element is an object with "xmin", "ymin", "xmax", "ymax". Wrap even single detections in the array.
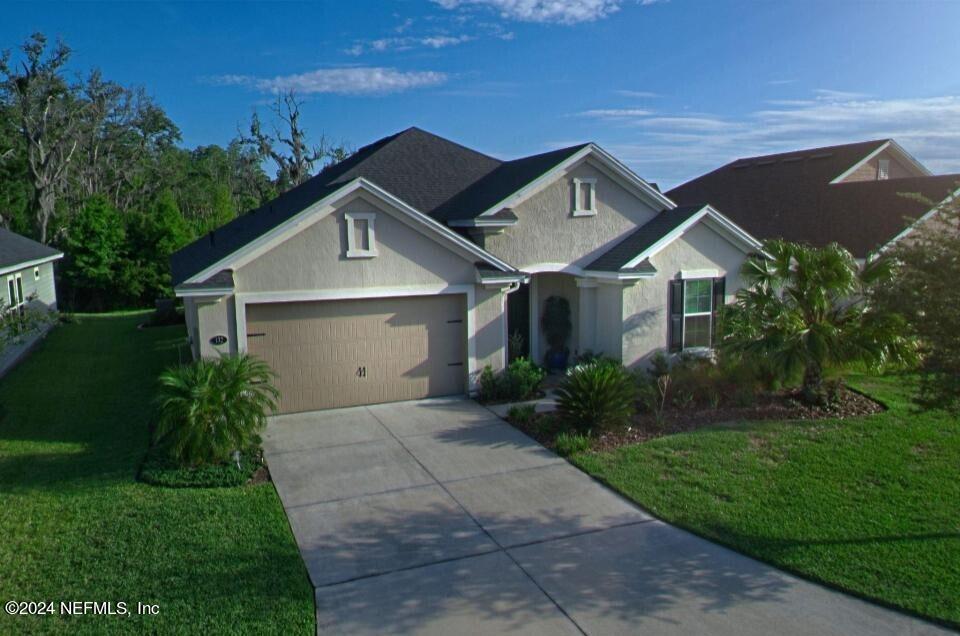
[{"xmin": 245, "ymin": 294, "xmax": 467, "ymax": 413}]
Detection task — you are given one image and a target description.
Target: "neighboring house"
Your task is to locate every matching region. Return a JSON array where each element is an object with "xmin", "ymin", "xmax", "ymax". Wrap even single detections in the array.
[
  {"xmin": 0, "ymin": 227, "xmax": 63, "ymax": 314},
  {"xmin": 668, "ymin": 139, "xmax": 960, "ymax": 260},
  {"xmin": 0, "ymin": 227, "xmax": 63, "ymax": 378},
  {"xmin": 171, "ymin": 127, "xmax": 763, "ymax": 413}
]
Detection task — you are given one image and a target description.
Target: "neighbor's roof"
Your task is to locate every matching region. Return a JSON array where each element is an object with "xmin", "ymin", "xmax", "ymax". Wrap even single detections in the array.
[
  {"xmin": 667, "ymin": 140, "xmax": 960, "ymax": 258},
  {"xmin": 585, "ymin": 205, "xmax": 707, "ymax": 272},
  {"xmin": 171, "ymin": 127, "xmax": 588, "ymax": 285},
  {"xmin": 0, "ymin": 227, "xmax": 63, "ymax": 271}
]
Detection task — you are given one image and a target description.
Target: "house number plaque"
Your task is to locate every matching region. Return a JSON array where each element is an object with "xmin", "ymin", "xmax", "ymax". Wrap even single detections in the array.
[{"xmin": 209, "ymin": 335, "xmax": 228, "ymax": 346}]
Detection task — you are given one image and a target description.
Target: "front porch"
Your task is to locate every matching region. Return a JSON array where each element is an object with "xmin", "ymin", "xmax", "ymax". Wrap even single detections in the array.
[{"xmin": 507, "ymin": 271, "xmax": 628, "ymax": 368}]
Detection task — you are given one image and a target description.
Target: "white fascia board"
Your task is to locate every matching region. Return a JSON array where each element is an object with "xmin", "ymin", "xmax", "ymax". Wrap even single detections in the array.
[
  {"xmin": 184, "ymin": 178, "xmax": 516, "ymax": 285},
  {"xmin": 582, "ymin": 269, "xmax": 656, "ymax": 281},
  {"xmin": 174, "ymin": 287, "xmax": 234, "ymax": 298},
  {"xmin": 872, "ymin": 185, "xmax": 960, "ymax": 259},
  {"xmin": 0, "ymin": 253, "xmax": 64, "ymax": 277},
  {"xmin": 358, "ymin": 179, "xmax": 516, "ymax": 272},
  {"xmin": 622, "ymin": 205, "xmax": 765, "ymax": 270},
  {"xmin": 447, "ymin": 218, "xmax": 517, "ymax": 228},
  {"xmin": 475, "ymin": 144, "xmax": 675, "ymax": 220},
  {"xmin": 886, "ymin": 140, "xmax": 932, "ymax": 177}
]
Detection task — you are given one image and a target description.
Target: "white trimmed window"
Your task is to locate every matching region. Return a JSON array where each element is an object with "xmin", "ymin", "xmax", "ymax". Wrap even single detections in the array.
[
  {"xmin": 877, "ymin": 158, "xmax": 890, "ymax": 180},
  {"xmin": 6, "ymin": 273, "xmax": 24, "ymax": 315},
  {"xmin": 572, "ymin": 178, "xmax": 597, "ymax": 217},
  {"xmin": 682, "ymin": 279, "xmax": 713, "ymax": 349},
  {"xmin": 669, "ymin": 274, "xmax": 725, "ymax": 352},
  {"xmin": 345, "ymin": 211, "xmax": 377, "ymax": 258}
]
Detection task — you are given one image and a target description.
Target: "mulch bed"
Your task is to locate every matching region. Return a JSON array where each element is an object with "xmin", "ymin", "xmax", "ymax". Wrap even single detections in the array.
[{"xmin": 511, "ymin": 386, "xmax": 886, "ymax": 453}]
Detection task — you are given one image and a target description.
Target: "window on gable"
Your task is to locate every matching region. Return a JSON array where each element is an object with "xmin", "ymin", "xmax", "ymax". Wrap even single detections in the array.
[
  {"xmin": 878, "ymin": 158, "xmax": 890, "ymax": 180},
  {"xmin": 572, "ymin": 178, "xmax": 597, "ymax": 217},
  {"xmin": 345, "ymin": 211, "xmax": 377, "ymax": 258}
]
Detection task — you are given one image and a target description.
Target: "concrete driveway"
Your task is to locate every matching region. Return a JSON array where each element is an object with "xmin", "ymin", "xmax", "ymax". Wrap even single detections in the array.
[{"xmin": 263, "ymin": 398, "xmax": 949, "ymax": 636}]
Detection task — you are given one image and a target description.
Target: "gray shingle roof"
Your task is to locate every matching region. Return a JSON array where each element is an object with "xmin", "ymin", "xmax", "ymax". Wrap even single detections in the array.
[
  {"xmin": 585, "ymin": 205, "xmax": 707, "ymax": 272},
  {"xmin": 0, "ymin": 228, "xmax": 62, "ymax": 271},
  {"xmin": 171, "ymin": 127, "xmax": 588, "ymax": 285},
  {"xmin": 667, "ymin": 140, "xmax": 960, "ymax": 257}
]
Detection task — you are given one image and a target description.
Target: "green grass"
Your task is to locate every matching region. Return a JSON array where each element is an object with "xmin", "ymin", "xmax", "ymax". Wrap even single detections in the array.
[
  {"xmin": 0, "ymin": 313, "xmax": 314, "ymax": 635},
  {"xmin": 573, "ymin": 374, "xmax": 960, "ymax": 628}
]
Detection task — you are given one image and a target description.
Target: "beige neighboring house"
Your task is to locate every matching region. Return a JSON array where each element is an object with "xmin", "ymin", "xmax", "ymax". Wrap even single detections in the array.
[
  {"xmin": 668, "ymin": 139, "xmax": 960, "ymax": 261},
  {"xmin": 0, "ymin": 227, "xmax": 63, "ymax": 377},
  {"xmin": 171, "ymin": 128, "xmax": 763, "ymax": 414}
]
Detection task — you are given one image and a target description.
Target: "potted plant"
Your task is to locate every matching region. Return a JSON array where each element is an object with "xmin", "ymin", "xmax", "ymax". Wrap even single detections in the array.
[{"xmin": 541, "ymin": 295, "xmax": 572, "ymax": 371}]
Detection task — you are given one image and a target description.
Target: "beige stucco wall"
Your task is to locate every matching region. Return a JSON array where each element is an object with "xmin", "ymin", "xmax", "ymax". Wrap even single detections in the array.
[
  {"xmin": 620, "ymin": 221, "xmax": 749, "ymax": 367},
  {"xmin": 236, "ymin": 193, "xmax": 476, "ymax": 292},
  {"xmin": 191, "ymin": 192, "xmax": 508, "ymax": 378},
  {"xmin": 474, "ymin": 287, "xmax": 507, "ymax": 375},
  {"xmin": 483, "ymin": 159, "xmax": 661, "ymax": 270},
  {"xmin": 195, "ymin": 295, "xmax": 238, "ymax": 359},
  {"xmin": 841, "ymin": 149, "xmax": 919, "ymax": 183}
]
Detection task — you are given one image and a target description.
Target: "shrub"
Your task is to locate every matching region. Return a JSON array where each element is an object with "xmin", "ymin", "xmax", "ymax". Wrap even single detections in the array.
[
  {"xmin": 139, "ymin": 448, "xmax": 262, "ymax": 488},
  {"xmin": 554, "ymin": 432, "xmax": 591, "ymax": 457},
  {"xmin": 477, "ymin": 358, "xmax": 546, "ymax": 402},
  {"xmin": 556, "ymin": 360, "xmax": 636, "ymax": 433},
  {"xmin": 154, "ymin": 354, "xmax": 279, "ymax": 466},
  {"xmin": 507, "ymin": 404, "xmax": 536, "ymax": 426}
]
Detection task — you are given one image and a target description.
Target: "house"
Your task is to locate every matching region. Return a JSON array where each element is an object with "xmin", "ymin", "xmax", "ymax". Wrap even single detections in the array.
[
  {"xmin": 0, "ymin": 227, "xmax": 63, "ymax": 377},
  {"xmin": 171, "ymin": 127, "xmax": 763, "ymax": 413},
  {"xmin": 1, "ymin": 227, "xmax": 62, "ymax": 314},
  {"xmin": 667, "ymin": 139, "xmax": 960, "ymax": 260}
]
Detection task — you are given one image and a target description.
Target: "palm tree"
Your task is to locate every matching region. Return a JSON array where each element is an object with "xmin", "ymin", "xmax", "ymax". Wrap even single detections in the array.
[
  {"xmin": 155, "ymin": 354, "xmax": 279, "ymax": 466},
  {"xmin": 721, "ymin": 240, "xmax": 916, "ymax": 405}
]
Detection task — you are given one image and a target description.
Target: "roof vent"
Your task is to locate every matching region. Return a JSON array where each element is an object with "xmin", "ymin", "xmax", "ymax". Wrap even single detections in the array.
[{"xmin": 810, "ymin": 152, "xmax": 834, "ymax": 160}]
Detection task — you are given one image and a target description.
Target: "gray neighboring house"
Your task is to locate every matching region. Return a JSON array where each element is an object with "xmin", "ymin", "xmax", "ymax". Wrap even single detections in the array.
[
  {"xmin": 171, "ymin": 128, "xmax": 763, "ymax": 414},
  {"xmin": 0, "ymin": 228, "xmax": 63, "ymax": 377},
  {"xmin": 1, "ymin": 227, "xmax": 62, "ymax": 314}
]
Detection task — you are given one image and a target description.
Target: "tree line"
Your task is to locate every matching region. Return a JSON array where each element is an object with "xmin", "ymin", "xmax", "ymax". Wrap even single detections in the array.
[{"xmin": 0, "ymin": 33, "xmax": 348, "ymax": 310}]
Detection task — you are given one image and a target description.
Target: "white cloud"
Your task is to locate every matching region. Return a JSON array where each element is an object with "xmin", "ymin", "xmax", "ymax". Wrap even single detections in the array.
[
  {"xmin": 614, "ymin": 89, "xmax": 660, "ymax": 98},
  {"xmin": 433, "ymin": 0, "xmax": 628, "ymax": 25},
  {"xmin": 578, "ymin": 108, "xmax": 653, "ymax": 119},
  {"xmin": 208, "ymin": 67, "xmax": 448, "ymax": 95},
  {"xmin": 345, "ymin": 34, "xmax": 475, "ymax": 56},
  {"xmin": 576, "ymin": 92, "xmax": 960, "ymax": 187}
]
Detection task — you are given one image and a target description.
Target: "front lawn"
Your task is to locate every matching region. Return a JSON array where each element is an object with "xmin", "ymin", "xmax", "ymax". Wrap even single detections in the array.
[
  {"xmin": 0, "ymin": 313, "xmax": 314, "ymax": 635},
  {"xmin": 573, "ymin": 374, "xmax": 960, "ymax": 628}
]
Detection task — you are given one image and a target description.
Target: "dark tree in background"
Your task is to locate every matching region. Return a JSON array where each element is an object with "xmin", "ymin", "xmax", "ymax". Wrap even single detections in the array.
[
  {"xmin": 0, "ymin": 32, "xmax": 347, "ymax": 310},
  {"xmin": 0, "ymin": 33, "xmax": 86, "ymax": 243},
  {"xmin": 241, "ymin": 90, "xmax": 350, "ymax": 192}
]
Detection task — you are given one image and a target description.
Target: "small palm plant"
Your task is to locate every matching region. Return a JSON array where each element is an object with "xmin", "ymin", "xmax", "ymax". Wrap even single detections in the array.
[
  {"xmin": 556, "ymin": 360, "xmax": 636, "ymax": 434},
  {"xmin": 721, "ymin": 240, "xmax": 916, "ymax": 405},
  {"xmin": 155, "ymin": 355, "xmax": 279, "ymax": 466}
]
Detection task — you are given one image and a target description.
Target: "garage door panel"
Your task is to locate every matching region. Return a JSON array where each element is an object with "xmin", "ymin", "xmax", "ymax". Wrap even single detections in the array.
[{"xmin": 246, "ymin": 295, "xmax": 467, "ymax": 413}]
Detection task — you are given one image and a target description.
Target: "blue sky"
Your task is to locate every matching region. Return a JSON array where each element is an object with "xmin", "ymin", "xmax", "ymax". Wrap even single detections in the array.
[{"xmin": 5, "ymin": 0, "xmax": 960, "ymax": 187}]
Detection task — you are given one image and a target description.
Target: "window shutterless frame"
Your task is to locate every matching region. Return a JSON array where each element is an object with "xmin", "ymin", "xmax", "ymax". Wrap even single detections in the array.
[
  {"xmin": 6, "ymin": 273, "xmax": 24, "ymax": 315},
  {"xmin": 344, "ymin": 211, "xmax": 378, "ymax": 258}
]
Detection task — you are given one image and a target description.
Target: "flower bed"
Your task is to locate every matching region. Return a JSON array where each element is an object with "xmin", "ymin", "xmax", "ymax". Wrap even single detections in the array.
[{"xmin": 509, "ymin": 385, "xmax": 885, "ymax": 454}]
